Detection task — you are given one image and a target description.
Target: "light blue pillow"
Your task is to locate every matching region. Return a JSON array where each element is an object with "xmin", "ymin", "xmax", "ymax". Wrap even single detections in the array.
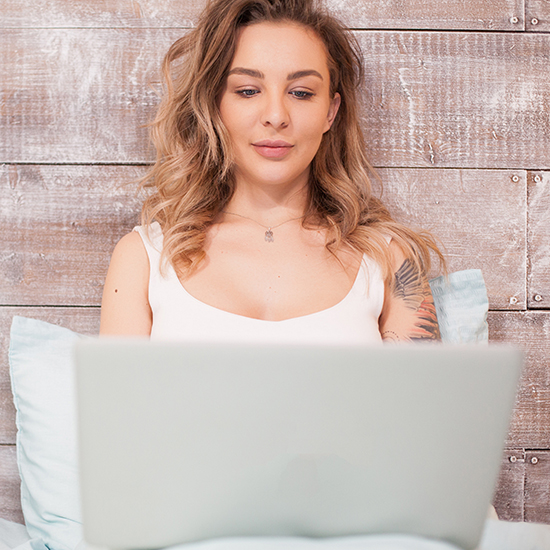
[
  {"xmin": 9, "ymin": 316, "xmax": 86, "ymax": 550},
  {"xmin": 429, "ymin": 269, "xmax": 489, "ymax": 344}
]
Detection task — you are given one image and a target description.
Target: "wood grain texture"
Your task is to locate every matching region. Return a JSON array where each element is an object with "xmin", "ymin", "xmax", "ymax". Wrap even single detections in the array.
[
  {"xmin": 0, "ymin": 0, "xmax": 524, "ymax": 31},
  {"xmin": 331, "ymin": 0, "xmax": 525, "ymax": 31},
  {"xmin": 489, "ymin": 311, "xmax": 550, "ymax": 449},
  {"xmin": 359, "ymin": 32, "xmax": 550, "ymax": 169},
  {"xmin": 1, "ymin": 30, "xmax": 549, "ymax": 168},
  {"xmin": 0, "ymin": 0, "xmax": 201, "ymax": 28},
  {"xmin": 0, "ymin": 165, "xmax": 143, "ymax": 306},
  {"xmin": 493, "ymin": 449, "xmax": 525, "ymax": 522},
  {"xmin": 528, "ymin": 172, "xmax": 550, "ymax": 309},
  {"xmin": 0, "ymin": 28, "xmax": 180, "ymax": 164},
  {"xmin": 0, "ymin": 166, "xmax": 527, "ymax": 309},
  {"xmin": 524, "ymin": 450, "xmax": 550, "ymax": 523},
  {"xmin": 378, "ymin": 169, "xmax": 527, "ymax": 310},
  {"xmin": 526, "ymin": 0, "xmax": 550, "ymax": 31},
  {"xmin": 0, "ymin": 307, "xmax": 101, "ymax": 445},
  {"xmin": 0, "ymin": 445, "xmax": 23, "ymax": 524}
]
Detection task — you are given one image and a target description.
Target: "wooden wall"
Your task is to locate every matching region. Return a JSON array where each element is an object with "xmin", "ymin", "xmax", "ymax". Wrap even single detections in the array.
[{"xmin": 1, "ymin": 0, "xmax": 549, "ymax": 525}]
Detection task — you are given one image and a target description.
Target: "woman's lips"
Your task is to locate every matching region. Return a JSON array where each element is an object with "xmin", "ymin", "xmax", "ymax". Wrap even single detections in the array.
[{"xmin": 252, "ymin": 140, "xmax": 294, "ymax": 159}]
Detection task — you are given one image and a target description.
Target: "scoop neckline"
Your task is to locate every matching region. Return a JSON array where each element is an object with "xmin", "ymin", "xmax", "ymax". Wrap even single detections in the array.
[
  {"xmin": 172, "ymin": 260, "xmax": 366, "ymax": 324},
  {"xmin": 141, "ymin": 222, "xmax": 367, "ymax": 324}
]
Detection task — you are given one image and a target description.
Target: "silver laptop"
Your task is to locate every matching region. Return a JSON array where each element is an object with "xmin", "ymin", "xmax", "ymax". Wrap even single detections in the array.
[{"xmin": 74, "ymin": 341, "xmax": 522, "ymax": 550}]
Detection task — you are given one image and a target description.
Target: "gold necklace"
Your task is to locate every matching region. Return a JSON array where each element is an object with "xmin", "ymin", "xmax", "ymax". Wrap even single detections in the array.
[{"xmin": 222, "ymin": 211, "xmax": 304, "ymax": 243}]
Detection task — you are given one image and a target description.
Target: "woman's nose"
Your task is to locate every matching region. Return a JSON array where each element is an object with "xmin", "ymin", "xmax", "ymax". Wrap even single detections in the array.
[{"xmin": 261, "ymin": 93, "xmax": 290, "ymax": 129}]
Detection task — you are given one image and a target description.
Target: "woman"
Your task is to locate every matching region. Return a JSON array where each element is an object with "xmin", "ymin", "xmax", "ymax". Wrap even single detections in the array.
[{"xmin": 100, "ymin": 0, "xmax": 443, "ymax": 341}]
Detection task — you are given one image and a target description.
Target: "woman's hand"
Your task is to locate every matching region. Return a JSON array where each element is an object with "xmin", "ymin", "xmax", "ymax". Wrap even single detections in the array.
[
  {"xmin": 379, "ymin": 241, "xmax": 440, "ymax": 342},
  {"xmin": 100, "ymin": 231, "xmax": 152, "ymax": 336}
]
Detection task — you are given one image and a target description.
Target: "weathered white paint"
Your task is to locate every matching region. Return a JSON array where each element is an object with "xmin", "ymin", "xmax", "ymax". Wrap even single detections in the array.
[
  {"xmin": 359, "ymin": 32, "xmax": 550, "ymax": 169},
  {"xmin": 0, "ymin": 0, "xmax": 524, "ymax": 30},
  {"xmin": 0, "ymin": 165, "xmax": 143, "ymax": 305},
  {"xmin": 1, "ymin": 29, "xmax": 179, "ymax": 163},
  {"xmin": 377, "ymin": 168, "xmax": 527, "ymax": 310},
  {"xmin": 528, "ymin": 172, "xmax": 550, "ymax": 308},
  {"xmin": 526, "ymin": 0, "xmax": 550, "ymax": 32},
  {"xmin": 4, "ymin": 30, "xmax": 549, "ymax": 167},
  {"xmin": 0, "ymin": 445, "xmax": 23, "ymax": 524}
]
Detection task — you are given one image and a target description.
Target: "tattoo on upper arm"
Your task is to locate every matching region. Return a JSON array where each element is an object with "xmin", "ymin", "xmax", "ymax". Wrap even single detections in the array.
[
  {"xmin": 387, "ymin": 259, "xmax": 440, "ymax": 341},
  {"xmin": 393, "ymin": 259, "xmax": 424, "ymax": 310}
]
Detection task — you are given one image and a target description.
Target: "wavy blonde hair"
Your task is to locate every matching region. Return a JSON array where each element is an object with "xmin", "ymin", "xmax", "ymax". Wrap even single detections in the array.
[{"xmin": 141, "ymin": 0, "xmax": 444, "ymax": 280}]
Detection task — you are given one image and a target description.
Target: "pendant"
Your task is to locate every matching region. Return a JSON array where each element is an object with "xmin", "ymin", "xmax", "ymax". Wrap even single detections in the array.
[{"xmin": 265, "ymin": 228, "xmax": 274, "ymax": 243}]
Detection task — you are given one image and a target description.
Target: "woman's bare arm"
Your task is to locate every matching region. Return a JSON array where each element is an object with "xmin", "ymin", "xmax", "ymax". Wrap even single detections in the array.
[
  {"xmin": 100, "ymin": 231, "xmax": 152, "ymax": 336},
  {"xmin": 379, "ymin": 241, "xmax": 440, "ymax": 342}
]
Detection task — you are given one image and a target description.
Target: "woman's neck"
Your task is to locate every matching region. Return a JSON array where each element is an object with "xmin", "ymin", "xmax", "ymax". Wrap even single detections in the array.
[{"xmin": 225, "ymin": 175, "xmax": 310, "ymax": 227}]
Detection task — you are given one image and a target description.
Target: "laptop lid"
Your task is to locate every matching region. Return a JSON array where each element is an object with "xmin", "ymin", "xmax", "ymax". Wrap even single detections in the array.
[{"xmin": 74, "ymin": 341, "xmax": 522, "ymax": 550}]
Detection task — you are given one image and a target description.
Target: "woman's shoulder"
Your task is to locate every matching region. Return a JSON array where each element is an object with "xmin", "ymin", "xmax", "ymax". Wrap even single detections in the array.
[
  {"xmin": 109, "ymin": 230, "xmax": 150, "ymax": 273},
  {"xmin": 100, "ymin": 230, "xmax": 152, "ymax": 336}
]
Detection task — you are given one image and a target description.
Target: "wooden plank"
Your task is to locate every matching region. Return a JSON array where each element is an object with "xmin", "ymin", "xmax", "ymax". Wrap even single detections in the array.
[
  {"xmin": 528, "ymin": 172, "xmax": 550, "ymax": 309},
  {"xmin": 493, "ymin": 449, "xmax": 525, "ymax": 522},
  {"xmin": 0, "ymin": 165, "xmax": 143, "ymax": 306},
  {"xmin": 0, "ymin": 307, "xmax": 101, "ymax": 445},
  {"xmin": 358, "ymin": 32, "xmax": 550, "ymax": 169},
  {"xmin": 378, "ymin": 169, "xmax": 527, "ymax": 311},
  {"xmin": 526, "ymin": 0, "xmax": 550, "ymax": 32},
  {"xmin": 332, "ymin": 0, "xmax": 525, "ymax": 31},
  {"xmin": 489, "ymin": 311, "xmax": 550, "ymax": 449},
  {"xmin": 1, "ymin": 30, "xmax": 549, "ymax": 168},
  {"xmin": 0, "ymin": 0, "xmax": 200, "ymax": 28},
  {"xmin": 0, "ymin": 0, "xmax": 524, "ymax": 31},
  {"xmin": 1, "ymin": 165, "xmax": 526, "ymax": 308},
  {"xmin": 0, "ymin": 28, "xmax": 180, "ymax": 164},
  {"xmin": 525, "ymin": 450, "xmax": 550, "ymax": 523},
  {"xmin": 0, "ymin": 445, "xmax": 23, "ymax": 524}
]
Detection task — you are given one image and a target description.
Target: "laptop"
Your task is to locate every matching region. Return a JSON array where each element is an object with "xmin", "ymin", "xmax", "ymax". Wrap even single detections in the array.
[{"xmin": 73, "ymin": 341, "xmax": 522, "ymax": 550}]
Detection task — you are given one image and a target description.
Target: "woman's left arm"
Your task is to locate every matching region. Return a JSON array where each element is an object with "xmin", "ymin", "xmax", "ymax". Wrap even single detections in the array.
[{"xmin": 378, "ymin": 241, "xmax": 441, "ymax": 342}]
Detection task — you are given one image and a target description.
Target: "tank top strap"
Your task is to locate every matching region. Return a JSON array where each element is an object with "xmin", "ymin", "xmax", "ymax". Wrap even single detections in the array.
[
  {"xmin": 133, "ymin": 222, "xmax": 163, "ymax": 261},
  {"xmin": 133, "ymin": 223, "xmax": 167, "ymax": 287}
]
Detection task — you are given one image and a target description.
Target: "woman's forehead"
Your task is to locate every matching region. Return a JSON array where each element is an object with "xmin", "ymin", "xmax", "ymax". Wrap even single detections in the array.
[{"xmin": 229, "ymin": 22, "xmax": 330, "ymax": 79}]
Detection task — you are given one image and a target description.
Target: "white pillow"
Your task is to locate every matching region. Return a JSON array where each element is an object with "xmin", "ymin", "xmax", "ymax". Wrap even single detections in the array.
[{"xmin": 9, "ymin": 316, "xmax": 85, "ymax": 550}]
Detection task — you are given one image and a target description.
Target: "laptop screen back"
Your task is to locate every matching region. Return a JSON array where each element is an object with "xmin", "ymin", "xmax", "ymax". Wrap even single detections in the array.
[{"xmin": 74, "ymin": 342, "xmax": 522, "ymax": 550}]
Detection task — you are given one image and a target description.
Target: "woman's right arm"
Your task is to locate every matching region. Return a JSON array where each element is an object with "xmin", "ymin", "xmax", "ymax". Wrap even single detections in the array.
[{"xmin": 100, "ymin": 231, "xmax": 152, "ymax": 336}]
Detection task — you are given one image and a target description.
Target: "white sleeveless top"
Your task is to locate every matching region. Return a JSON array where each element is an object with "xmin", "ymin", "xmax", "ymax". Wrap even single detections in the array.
[{"xmin": 134, "ymin": 223, "xmax": 384, "ymax": 345}]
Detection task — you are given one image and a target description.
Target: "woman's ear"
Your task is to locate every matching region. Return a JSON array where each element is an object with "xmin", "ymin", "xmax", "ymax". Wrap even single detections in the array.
[{"xmin": 324, "ymin": 92, "xmax": 341, "ymax": 132}]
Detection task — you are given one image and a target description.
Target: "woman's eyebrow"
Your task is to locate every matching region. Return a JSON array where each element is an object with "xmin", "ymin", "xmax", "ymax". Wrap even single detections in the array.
[
  {"xmin": 227, "ymin": 67, "xmax": 264, "ymax": 78},
  {"xmin": 227, "ymin": 68, "xmax": 323, "ymax": 81},
  {"xmin": 287, "ymin": 70, "xmax": 323, "ymax": 81}
]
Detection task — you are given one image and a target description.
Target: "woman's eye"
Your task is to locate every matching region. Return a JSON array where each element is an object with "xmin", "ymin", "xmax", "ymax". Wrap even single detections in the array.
[
  {"xmin": 236, "ymin": 89, "xmax": 259, "ymax": 97},
  {"xmin": 291, "ymin": 90, "xmax": 314, "ymax": 99}
]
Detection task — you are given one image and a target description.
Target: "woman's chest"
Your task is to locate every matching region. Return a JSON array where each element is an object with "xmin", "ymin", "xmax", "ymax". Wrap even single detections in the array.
[{"xmin": 180, "ymin": 236, "xmax": 362, "ymax": 322}]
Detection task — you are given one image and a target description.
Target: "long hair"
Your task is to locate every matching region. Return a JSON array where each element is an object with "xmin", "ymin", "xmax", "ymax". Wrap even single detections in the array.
[{"xmin": 141, "ymin": 0, "xmax": 444, "ymax": 279}]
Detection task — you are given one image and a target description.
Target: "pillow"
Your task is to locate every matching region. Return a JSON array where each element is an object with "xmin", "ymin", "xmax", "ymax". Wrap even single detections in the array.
[
  {"xmin": 429, "ymin": 269, "xmax": 489, "ymax": 344},
  {"xmin": 9, "ymin": 316, "xmax": 86, "ymax": 550}
]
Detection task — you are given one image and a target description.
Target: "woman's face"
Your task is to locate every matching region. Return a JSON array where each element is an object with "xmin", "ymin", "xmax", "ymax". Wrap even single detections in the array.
[{"xmin": 219, "ymin": 22, "xmax": 340, "ymax": 192}]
